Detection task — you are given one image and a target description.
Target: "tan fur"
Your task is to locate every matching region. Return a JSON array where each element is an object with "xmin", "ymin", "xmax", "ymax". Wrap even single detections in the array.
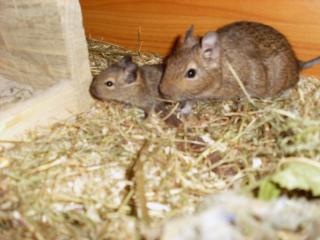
[{"xmin": 160, "ymin": 21, "xmax": 303, "ymax": 102}]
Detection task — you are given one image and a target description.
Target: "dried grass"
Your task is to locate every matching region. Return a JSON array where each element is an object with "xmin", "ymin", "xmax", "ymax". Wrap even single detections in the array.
[{"xmin": 0, "ymin": 39, "xmax": 320, "ymax": 239}]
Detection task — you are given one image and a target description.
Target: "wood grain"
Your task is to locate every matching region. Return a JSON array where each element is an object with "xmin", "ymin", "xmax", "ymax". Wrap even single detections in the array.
[
  {"xmin": 0, "ymin": 81, "xmax": 83, "ymax": 140},
  {"xmin": 0, "ymin": 0, "xmax": 92, "ymax": 139},
  {"xmin": 80, "ymin": 0, "xmax": 320, "ymax": 76}
]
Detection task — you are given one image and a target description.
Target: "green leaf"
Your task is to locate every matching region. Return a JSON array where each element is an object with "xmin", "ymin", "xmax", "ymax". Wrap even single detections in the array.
[
  {"xmin": 258, "ymin": 179, "xmax": 281, "ymax": 200},
  {"xmin": 272, "ymin": 161, "xmax": 320, "ymax": 196}
]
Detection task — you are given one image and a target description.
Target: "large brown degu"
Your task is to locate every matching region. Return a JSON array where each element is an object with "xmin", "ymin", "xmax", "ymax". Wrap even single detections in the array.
[
  {"xmin": 90, "ymin": 56, "xmax": 181, "ymax": 125},
  {"xmin": 160, "ymin": 21, "xmax": 320, "ymax": 102}
]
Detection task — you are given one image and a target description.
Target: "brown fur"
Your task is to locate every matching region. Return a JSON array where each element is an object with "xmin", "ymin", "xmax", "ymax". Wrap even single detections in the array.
[{"xmin": 160, "ymin": 21, "xmax": 319, "ymax": 102}]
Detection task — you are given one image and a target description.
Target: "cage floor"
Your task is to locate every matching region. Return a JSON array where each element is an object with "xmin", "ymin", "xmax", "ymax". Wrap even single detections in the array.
[{"xmin": 0, "ymin": 39, "xmax": 319, "ymax": 239}]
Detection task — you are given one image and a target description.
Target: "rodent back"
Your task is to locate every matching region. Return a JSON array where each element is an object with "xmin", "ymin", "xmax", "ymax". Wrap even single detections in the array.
[{"xmin": 217, "ymin": 21, "xmax": 298, "ymax": 61}]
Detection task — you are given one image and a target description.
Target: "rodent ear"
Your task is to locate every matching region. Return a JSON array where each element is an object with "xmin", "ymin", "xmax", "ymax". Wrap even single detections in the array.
[
  {"xmin": 124, "ymin": 62, "xmax": 138, "ymax": 84},
  {"xmin": 183, "ymin": 25, "xmax": 198, "ymax": 48},
  {"xmin": 119, "ymin": 55, "xmax": 138, "ymax": 84},
  {"xmin": 119, "ymin": 55, "xmax": 133, "ymax": 67},
  {"xmin": 201, "ymin": 32, "xmax": 220, "ymax": 64}
]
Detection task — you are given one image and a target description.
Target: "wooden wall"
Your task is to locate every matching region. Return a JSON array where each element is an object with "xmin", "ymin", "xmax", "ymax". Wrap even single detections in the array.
[{"xmin": 80, "ymin": 0, "xmax": 320, "ymax": 76}]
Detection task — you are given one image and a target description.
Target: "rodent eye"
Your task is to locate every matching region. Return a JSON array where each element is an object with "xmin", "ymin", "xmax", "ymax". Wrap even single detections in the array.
[
  {"xmin": 186, "ymin": 68, "xmax": 197, "ymax": 79},
  {"xmin": 104, "ymin": 80, "xmax": 114, "ymax": 87}
]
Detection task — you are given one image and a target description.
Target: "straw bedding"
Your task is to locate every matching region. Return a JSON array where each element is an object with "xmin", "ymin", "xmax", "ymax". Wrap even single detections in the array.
[{"xmin": 0, "ymin": 39, "xmax": 319, "ymax": 239}]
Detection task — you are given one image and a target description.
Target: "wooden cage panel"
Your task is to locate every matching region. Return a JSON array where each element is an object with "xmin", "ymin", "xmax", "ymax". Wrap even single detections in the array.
[
  {"xmin": 0, "ymin": 0, "xmax": 70, "ymax": 89},
  {"xmin": 0, "ymin": 0, "xmax": 92, "ymax": 140},
  {"xmin": 56, "ymin": 0, "xmax": 92, "ymax": 101},
  {"xmin": 80, "ymin": 0, "xmax": 320, "ymax": 76}
]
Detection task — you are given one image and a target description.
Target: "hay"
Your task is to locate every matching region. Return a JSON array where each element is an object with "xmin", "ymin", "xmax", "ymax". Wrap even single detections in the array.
[
  {"xmin": 0, "ymin": 39, "xmax": 320, "ymax": 239},
  {"xmin": 88, "ymin": 39, "xmax": 162, "ymax": 76}
]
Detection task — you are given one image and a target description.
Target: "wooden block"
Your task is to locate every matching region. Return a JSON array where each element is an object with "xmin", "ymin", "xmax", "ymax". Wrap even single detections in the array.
[
  {"xmin": 0, "ymin": 81, "xmax": 83, "ymax": 140},
  {"xmin": 0, "ymin": 0, "xmax": 68, "ymax": 88},
  {"xmin": 0, "ymin": 0, "xmax": 93, "ymax": 140},
  {"xmin": 0, "ymin": 0, "xmax": 93, "ymax": 90},
  {"xmin": 80, "ymin": 0, "xmax": 320, "ymax": 76}
]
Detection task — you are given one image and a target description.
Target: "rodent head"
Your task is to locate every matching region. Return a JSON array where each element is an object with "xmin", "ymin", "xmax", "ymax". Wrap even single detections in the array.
[
  {"xmin": 160, "ymin": 26, "xmax": 223, "ymax": 101},
  {"xmin": 90, "ymin": 56, "xmax": 142, "ymax": 104}
]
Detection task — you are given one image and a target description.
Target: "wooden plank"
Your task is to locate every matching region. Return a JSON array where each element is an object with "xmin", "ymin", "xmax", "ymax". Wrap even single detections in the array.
[
  {"xmin": 0, "ymin": 81, "xmax": 83, "ymax": 140},
  {"xmin": 0, "ymin": 0, "xmax": 93, "ymax": 140},
  {"xmin": 0, "ymin": 0, "xmax": 93, "ymax": 90},
  {"xmin": 0, "ymin": 0, "xmax": 69, "ymax": 88},
  {"xmin": 57, "ymin": 0, "xmax": 92, "ymax": 107},
  {"xmin": 80, "ymin": 0, "xmax": 320, "ymax": 76}
]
